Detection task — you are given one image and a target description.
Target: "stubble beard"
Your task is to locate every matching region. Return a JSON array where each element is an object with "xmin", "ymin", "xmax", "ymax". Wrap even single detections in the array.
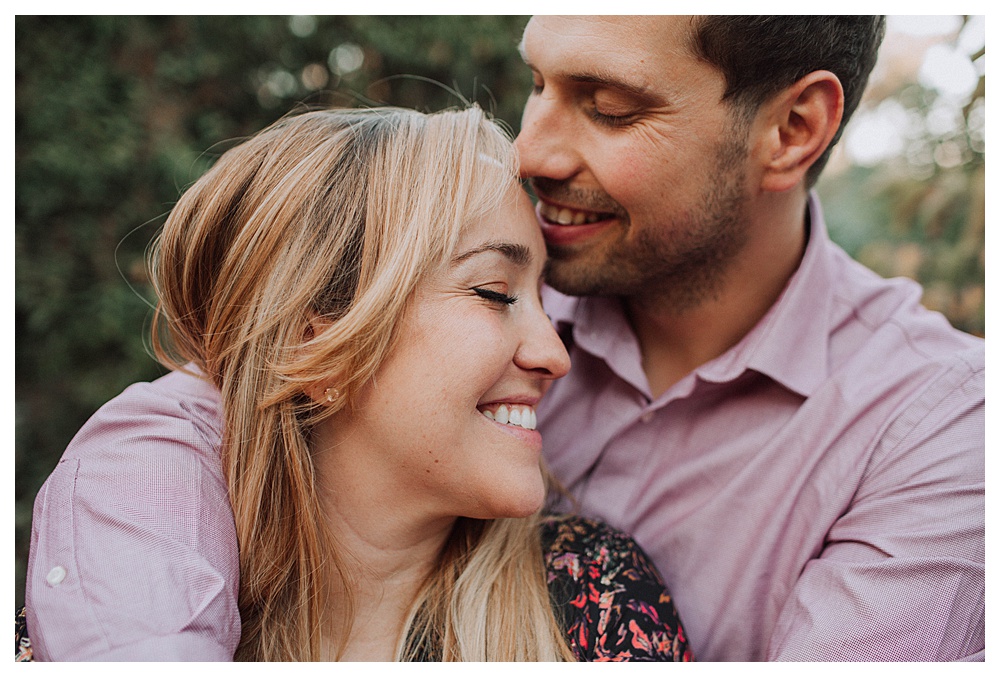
[{"xmin": 542, "ymin": 137, "xmax": 750, "ymax": 314}]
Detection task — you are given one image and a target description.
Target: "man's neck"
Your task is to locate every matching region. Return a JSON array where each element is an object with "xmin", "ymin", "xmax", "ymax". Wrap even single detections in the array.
[{"xmin": 627, "ymin": 191, "xmax": 809, "ymax": 399}]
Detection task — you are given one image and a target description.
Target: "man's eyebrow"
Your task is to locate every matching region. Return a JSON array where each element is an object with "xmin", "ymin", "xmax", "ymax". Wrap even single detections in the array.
[
  {"xmin": 453, "ymin": 241, "xmax": 533, "ymax": 267},
  {"xmin": 518, "ymin": 49, "xmax": 665, "ymax": 106},
  {"xmin": 568, "ymin": 70, "xmax": 661, "ymax": 102}
]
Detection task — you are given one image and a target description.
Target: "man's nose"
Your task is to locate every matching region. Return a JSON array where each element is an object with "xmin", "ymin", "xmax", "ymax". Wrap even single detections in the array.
[{"xmin": 515, "ymin": 94, "xmax": 580, "ymax": 182}]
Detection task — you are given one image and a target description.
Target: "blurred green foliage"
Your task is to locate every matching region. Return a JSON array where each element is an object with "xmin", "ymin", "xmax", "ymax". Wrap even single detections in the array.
[
  {"xmin": 15, "ymin": 16, "xmax": 985, "ymax": 608},
  {"xmin": 817, "ymin": 17, "xmax": 984, "ymax": 337},
  {"xmin": 15, "ymin": 15, "xmax": 532, "ymax": 607}
]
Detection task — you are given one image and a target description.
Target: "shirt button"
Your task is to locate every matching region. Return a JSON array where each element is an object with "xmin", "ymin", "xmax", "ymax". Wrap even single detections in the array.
[
  {"xmin": 46, "ymin": 566, "xmax": 67, "ymax": 586},
  {"xmin": 640, "ymin": 412, "xmax": 654, "ymax": 423}
]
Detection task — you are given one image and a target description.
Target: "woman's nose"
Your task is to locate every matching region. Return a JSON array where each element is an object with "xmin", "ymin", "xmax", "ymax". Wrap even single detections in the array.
[{"xmin": 514, "ymin": 303, "xmax": 571, "ymax": 381}]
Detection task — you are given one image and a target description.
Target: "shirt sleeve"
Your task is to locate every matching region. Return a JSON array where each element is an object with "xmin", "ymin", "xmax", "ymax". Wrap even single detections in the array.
[
  {"xmin": 768, "ymin": 355, "xmax": 985, "ymax": 661},
  {"xmin": 25, "ymin": 379, "xmax": 240, "ymax": 661}
]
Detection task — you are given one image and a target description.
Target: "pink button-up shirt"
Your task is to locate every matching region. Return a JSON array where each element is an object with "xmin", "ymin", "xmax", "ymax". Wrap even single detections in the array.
[
  {"xmin": 539, "ymin": 193, "xmax": 984, "ymax": 661},
  {"xmin": 26, "ymin": 370, "xmax": 240, "ymax": 660},
  {"xmin": 26, "ymin": 193, "xmax": 983, "ymax": 661}
]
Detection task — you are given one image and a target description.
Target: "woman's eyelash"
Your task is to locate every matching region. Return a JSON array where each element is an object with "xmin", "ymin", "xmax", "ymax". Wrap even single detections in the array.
[{"xmin": 473, "ymin": 287, "xmax": 519, "ymax": 306}]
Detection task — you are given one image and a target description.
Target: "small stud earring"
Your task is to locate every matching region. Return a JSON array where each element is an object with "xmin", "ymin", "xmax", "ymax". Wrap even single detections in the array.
[{"xmin": 324, "ymin": 387, "xmax": 339, "ymax": 404}]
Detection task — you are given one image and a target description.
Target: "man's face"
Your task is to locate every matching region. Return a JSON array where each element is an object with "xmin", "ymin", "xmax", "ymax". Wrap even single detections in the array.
[{"xmin": 516, "ymin": 16, "xmax": 753, "ymax": 308}]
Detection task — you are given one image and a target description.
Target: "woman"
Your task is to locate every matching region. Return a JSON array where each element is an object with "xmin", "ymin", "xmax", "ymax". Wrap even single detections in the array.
[{"xmin": 24, "ymin": 106, "xmax": 689, "ymax": 661}]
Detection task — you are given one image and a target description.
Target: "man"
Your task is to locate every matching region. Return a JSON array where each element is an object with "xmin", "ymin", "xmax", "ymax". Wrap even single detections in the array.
[
  {"xmin": 27, "ymin": 16, "xmax": 983, "ymax": 661},
  {"xmin": 518, "ymin": 16, "xmax": 983, "ymax": 660}
]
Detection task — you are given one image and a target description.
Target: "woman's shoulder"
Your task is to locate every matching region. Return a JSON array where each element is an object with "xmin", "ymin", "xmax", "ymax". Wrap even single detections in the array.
[
  {"xmin": 539, "ymin": 513, "xmax": 663, "ymax": 583},
  {"xmin": 540, "ymin": 514, "xmax": 692, "ymax": 662}
]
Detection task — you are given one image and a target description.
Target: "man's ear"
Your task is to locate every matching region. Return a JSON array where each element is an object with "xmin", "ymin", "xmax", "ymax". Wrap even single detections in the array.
[{"xmin": 756, "ymin": 70, "xmax": 844, "ymax": 193}]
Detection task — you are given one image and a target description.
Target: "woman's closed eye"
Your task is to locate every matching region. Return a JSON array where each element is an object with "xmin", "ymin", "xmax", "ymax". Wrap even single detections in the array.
[{"xmin": 473, "ymin": 287, "xmax": 519, "ymax": 307}]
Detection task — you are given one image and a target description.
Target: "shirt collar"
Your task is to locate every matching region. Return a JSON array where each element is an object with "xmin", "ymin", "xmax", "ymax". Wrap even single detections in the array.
[
  {"xmin": 543, "ymin": 191, "xmax": 835, "ymax": 398},
  {"xmin": 699, "ymin": 192, "xmax": 833, "ymax": 396}
]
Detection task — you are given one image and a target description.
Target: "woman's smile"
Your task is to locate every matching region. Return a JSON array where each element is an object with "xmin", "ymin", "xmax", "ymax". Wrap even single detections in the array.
[{"xmin": 478, "ymin": 403, "xmax": 538, "ymax": 430}]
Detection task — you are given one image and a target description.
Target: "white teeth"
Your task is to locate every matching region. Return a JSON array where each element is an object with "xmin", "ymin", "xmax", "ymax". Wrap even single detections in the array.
[
  {"xmin": 540, "ymin": 202, "xmax": 605, "ymax": 226},
  {"xmin": 480, "ymin": 404, "xmax": 537, "ymax": 430}
]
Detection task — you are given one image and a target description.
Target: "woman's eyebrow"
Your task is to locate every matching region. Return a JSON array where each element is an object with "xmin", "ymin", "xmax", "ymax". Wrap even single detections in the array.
[{"xmin": 453, "ymin": 241, "xmax": 533, "ymax": 267}]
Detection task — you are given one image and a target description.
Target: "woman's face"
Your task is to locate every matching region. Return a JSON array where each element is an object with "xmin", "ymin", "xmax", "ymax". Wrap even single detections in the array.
[{"xmin": 323, "ymin": 186, "xmax": 570, "ymax": 524}]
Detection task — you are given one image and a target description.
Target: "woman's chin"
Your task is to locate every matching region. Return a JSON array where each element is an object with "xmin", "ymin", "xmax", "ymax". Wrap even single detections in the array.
[{"xmin": 475, "ymin": 480, "xmax": 547, "ymax": 520}]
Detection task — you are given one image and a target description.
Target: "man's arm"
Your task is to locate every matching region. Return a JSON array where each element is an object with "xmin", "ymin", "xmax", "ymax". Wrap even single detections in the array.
[
  {"xmin": 25, "ymin": 376, "xmax": 239, "ymax": 661},
  {"xmin": 768, "ymin": 357, "xmax": 984, "ymax": 661}
]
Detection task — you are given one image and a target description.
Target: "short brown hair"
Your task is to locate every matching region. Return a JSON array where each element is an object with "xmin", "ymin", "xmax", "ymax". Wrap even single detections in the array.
[{"xmin": 691, "ymin": 15, "xmax": 886, "ymax": 185}]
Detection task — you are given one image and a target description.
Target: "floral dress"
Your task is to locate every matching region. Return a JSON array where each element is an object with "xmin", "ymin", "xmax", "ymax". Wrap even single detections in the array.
[
  {"xmin": 542, "ymin": 514, "xmax": 692, "ymax": 661},
  {"xmin": 14, "ymin": 608, "xmax": 31, "ymax": 662},
  {"xmin": 16, "ymin": 515, "xmax": 691, "ymax": 662}
]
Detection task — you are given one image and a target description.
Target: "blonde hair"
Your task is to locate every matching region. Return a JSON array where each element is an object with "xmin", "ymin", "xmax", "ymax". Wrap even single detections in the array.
[{"xmin": 150, "ymin": 106, "xmax": 575, "ymax": 661}]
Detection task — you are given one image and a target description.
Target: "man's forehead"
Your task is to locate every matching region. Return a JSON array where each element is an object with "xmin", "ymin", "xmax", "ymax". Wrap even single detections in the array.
[
  {"xmin": 520, "ymin": 16, "xmax": 696, "ymax": 65},
  {"xmin": 519, "ymin": 15, "xmax": 703, "ymax": 99}
]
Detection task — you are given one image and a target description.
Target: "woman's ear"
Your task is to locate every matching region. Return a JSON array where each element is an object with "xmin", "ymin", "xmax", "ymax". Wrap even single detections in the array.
[
  {"xmin": 304, "ymin": 382, "xmax": 342, "ymax": 407},
  {"xmin": 301, "ymin": 314, "xmax": 343, "ymax": 408},
  {"xmin": 756, "ymin": 70, "xmax": 844, "ymax": 193}
]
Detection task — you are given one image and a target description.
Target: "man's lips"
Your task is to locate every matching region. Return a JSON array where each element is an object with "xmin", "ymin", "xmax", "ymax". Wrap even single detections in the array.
[{"xmin": 534, "ymin": 200, "xmax": 617, "ymax": 246}]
